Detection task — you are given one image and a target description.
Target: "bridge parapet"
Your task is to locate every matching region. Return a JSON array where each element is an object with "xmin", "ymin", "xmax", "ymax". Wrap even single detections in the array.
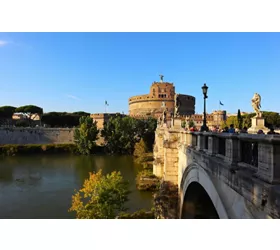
[
  {"xmin": 153, "ymin": 126, "xmax": 280, "ymax": 218},
  {"xmin": 154, "ymin": 127, "xmax": 280, "ymax": 184},
  {"xmin": 187, "ymin": 132, "xmax": 280, "ymax": 184}
]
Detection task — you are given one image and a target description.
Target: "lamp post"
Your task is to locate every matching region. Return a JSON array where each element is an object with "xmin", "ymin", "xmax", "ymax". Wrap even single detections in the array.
[{"xmin": 200, "ymin": 83, "xmax": 209, "ymax": 132}]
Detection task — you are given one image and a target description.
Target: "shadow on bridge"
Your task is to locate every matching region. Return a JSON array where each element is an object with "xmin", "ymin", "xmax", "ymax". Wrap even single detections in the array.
[{"xmin": 181, "ymin": 182, "xmax": 219, "ymax": 219}]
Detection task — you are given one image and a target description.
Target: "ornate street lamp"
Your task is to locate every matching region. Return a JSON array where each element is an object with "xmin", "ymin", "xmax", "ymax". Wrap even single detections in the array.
[{"xmin": 200, "ymin": 83, "xmax": 209, "ymax": 132}]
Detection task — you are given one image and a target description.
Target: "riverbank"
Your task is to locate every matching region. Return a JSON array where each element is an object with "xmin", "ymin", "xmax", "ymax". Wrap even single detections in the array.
[
  {"xmin": 0, "ymin": 144, "xmax": 104, "ymax": 156},
  {"xmin": 134, "ymin": 152, "xmax": 160, "ymax": 191}
]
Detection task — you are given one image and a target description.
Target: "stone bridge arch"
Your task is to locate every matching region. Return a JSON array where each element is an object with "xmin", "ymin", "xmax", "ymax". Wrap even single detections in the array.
[{"xmin": 179, "ymin": 163, "xmax": 229, "ymax": 219}]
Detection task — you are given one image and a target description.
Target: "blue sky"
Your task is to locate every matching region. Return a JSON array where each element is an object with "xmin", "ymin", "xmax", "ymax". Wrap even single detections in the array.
[{"xmin": 0, "ymin": 32, "xmax": 279, "ymax": 114}]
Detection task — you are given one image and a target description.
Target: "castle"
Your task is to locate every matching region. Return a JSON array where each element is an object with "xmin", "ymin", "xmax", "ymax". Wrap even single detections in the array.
[
  {"xmin": 128, "ymin": 76, "xmax": 195, "ymax": 118},
  {"xmin": 90, "ymin": 76, "xmax": 227, "ymax": 130}
]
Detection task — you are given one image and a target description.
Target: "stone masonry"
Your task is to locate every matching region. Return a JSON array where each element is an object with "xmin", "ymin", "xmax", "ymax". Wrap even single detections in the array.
[
  {"xmin": 0, "ymin": 128, "xmax": 75, "ymax": 145},
  {"xmin": 153, "ymin": 123, "xmax": 280, "ymax": 218}
]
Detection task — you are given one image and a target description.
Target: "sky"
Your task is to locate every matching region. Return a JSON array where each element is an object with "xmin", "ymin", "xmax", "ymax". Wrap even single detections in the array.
[{"xmin": 0, "ymin": 32, "xmax": 280, "ymax": 115}]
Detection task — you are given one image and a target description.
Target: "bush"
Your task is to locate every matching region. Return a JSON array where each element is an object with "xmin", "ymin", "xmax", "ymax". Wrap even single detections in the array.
[
  {"xmin": 134, "ymin": 152, "xmax": 154, "ymax": 164},
  {"xmin": 117, "ymin": 209, "xmax": 155, "ymax": 219},
  {"xmin": 69, "ymin": 170, "xmax": 130, "ymax": 219},
  {"xmin": 133, "ymin": 138, "xmax": 148, "ymax": 158}
]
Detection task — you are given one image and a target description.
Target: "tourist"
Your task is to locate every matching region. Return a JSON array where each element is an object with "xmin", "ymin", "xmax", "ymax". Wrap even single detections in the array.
[
  {"xmin": 257, "ymin": 130, "xmax": 264, "ymax": 134},
  {"xmin": 222, "ymin": 126, "xmax": 229, "ymax": 133},
  {"xmin": 240, "ymin": 127, "xmax": 248, "ymax": 133},
  {"xmin": 267, "ymin": 127, "xmax": 279, "ymax": 135},
  {"xmin": 228, "ymin": 124, "xmax": 235, "ymax": 133}
]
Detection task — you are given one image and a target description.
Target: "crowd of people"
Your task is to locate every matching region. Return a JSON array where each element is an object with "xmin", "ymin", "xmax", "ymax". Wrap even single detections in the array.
[{"xmin": 188, "ymin": 124, "xmax": 279, "ymax": 135}]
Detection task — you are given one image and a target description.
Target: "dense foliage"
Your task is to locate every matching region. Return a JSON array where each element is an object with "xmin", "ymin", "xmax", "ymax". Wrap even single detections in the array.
[
  {"xmin": 101, "ymin": 115, "xmax": 157, "ymax": 155},
  {"xmin": 74, "ymin": 116, "xmax": 99, "ymax": 155},
  {"xmin": 222, "ymin": 111, "xmax": 280, "ymax": 129},
  {"xmin": 0, "ymin": 106, "xmax": 17, "ymax": 118},
  {"xmin": 15, "ymin": 105, "xmax": 43, "ymax": 115},
  {"xmin": 69, "ymin": 170, "xmax": 130, "ymax": 219},
  {"xmin": 188, "ymin": 119, "xmax": 195, "ymax": 128},
  {"xmin": 0, "ymin": 106, "xmax": 17, "ymax": 125},
  {"xmin": 133, "ymin": 138, "xmax": 148, "ymax": 158},
  {"xmin": 42, "ymin": 112, "xmax": 90, "ymax": 128}
]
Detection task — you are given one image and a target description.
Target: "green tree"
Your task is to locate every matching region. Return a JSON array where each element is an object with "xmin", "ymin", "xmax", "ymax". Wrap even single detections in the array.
[
  {"xmin": 101, "ymin": 115, "xmax": 140, "ymax": 154},
  {"xmin": 69, "ymin": 170, "xmax": 129, "ymax": 219},
  {"xmin": 188, "ymin": 119, "xmax": 195, "ymax": 128},
  {"xmin": 0, "ymin": 106, "xmax": 17, "ymax": 118},
  {"xmin": 42, "ymin": 112, "xmax": 91, "ymax": 128},
  {"xmin": 140, "ymin": 117, "xmax": 157, "ymax": 151},
  {"xmin": 15, "ymin": 105, "xmax": 43, "ymax": 126},
  {"xmin": 237, "ymin": 109, "xmax": 243, "ymax": 129},
  {"xmin": 262, "ymin": 111, "xmax": 280, "ymax": 128},
  {"xmin": 133, "ymin": 138, "xmax": 148, "ymax": 158},
  {"xmin": 242, "ymin": 113, "xmax": 255, "ymax": 128},
  {"xmin": 73, "ymin": 111, "xmax": 90, "ymax": 117},
  {"xmin": 0, "ymin": 106, "xmax": 16, "ymax": 125},
  {"xmin": 74, "ymin": 116, "xmax": 99, "ymax": 155}
]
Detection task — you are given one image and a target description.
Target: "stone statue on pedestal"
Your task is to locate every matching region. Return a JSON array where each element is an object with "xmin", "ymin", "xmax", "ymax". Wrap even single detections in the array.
[
  {"xmin": 248, "ymin": 92, "xmax": 268, "ymax": 134},
  {"xmin": 251, "ymin": 93, "xmax": 262, "ymax": 118},
  {"xmin": 174, "ymin": 94, "xmax": 180, "ymax": 117}
]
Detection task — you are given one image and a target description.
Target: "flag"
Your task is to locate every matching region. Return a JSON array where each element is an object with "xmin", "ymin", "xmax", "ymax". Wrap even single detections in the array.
[
  {"xmin": 105, "ymin": 100, "xmax": 109, "ymax": 106},
  {"xmin": 219, "ymin": 101, "xmax": 224, "ymax": 106}
]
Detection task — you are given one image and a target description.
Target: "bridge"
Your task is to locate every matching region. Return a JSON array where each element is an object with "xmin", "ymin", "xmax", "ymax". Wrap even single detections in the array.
[{"xmin": 153, "ymin": 121, "xmax": 280, "ymax": 219}]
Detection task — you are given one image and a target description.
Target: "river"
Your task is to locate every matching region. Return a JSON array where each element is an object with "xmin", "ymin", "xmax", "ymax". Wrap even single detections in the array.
[{"xmin": 0, "ymin": 155, "xmax": 153, "ymax": 219}]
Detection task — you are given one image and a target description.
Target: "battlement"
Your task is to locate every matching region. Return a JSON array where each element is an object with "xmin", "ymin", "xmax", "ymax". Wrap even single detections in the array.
[{"xmin": 128, "ymin": 78, "xmax": 195, "ymax": 118}]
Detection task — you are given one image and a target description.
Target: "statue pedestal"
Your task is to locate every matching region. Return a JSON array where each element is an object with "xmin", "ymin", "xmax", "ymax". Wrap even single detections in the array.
[
  {"xmin": 248, "ymin": 117, "xmax": 269, "ymax": 134},
  {"xmin": 172, "ymin": 118, "xmax": 182, "ymax": 129}
]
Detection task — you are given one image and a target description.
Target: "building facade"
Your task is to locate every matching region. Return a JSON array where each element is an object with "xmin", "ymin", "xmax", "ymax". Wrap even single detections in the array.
[
  {"xmin": 128, "ymin": 78, "xmax": 195, "ymax": 119},
  {"xmin": 90, "ymin": 113, "xmax": 126, "ymax": 130},
  {"xmin": 185, "ymin": 110, "xmax": 227, "ymax": 130}
]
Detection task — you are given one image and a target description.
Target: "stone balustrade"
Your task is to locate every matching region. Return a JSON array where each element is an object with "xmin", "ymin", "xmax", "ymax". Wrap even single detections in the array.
[
  {"xmin": 175, "ymin": 130, "xmax": 280, "ymax": 184},
  {"xmin": 153, "ymin": 125, "xmax": 280, "ymax": 218}
]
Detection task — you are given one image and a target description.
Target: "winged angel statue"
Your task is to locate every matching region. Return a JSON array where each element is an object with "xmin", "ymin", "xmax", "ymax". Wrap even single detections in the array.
[{"xmin": 251, "ymin": 93, "xmax": 262, "ymax": 118}]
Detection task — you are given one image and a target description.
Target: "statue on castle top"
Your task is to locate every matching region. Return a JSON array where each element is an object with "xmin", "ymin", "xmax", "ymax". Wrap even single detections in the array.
[
  {"xmin": 251, "ymin": 93, "xmax": 262, "ymax": 118},
  {"xmin": 174, "ymin": 93, "xmax": 180, "ymax": 117},
  {"xmin": 159, "ymin": 74, "xmax": 164, "ymax": 82}
]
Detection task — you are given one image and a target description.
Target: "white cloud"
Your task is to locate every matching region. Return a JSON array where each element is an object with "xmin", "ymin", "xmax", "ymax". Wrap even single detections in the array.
[
  {"xmin": 66, "ymin": 94, "xmax": 81, "ymax": 101},
  {"xmin": 0, "ymin": 40, "xmax": 9, "ymax": 47}
]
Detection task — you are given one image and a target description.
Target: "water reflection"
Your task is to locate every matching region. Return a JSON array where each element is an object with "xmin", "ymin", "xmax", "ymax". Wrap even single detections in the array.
[{"xmin": 0, "ymin": 155, "xmax": 153, "ymax": 219}]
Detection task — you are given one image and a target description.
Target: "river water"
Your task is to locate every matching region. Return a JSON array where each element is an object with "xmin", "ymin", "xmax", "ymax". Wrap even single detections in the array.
[{"xmin": 0, "ymin": 155, "xmax": 153, "ymax": 219}]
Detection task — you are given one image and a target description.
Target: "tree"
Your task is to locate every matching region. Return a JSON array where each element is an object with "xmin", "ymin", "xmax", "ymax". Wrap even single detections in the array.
[
  {"xmin": 73, "ymin": 111, "xmax": 90, "ymax": 117},
  {"xmin": 0, "ymin": 106, "xmax": 17, "ymax": 118},
  {"xmin": 237, "ymin": 109, "xmax": 243, "ymax": 129},
  {"xmin": 0, "ymin": 106, "xmax": 16, "ymax": 125},
  {"xmin": 101, "ymin": 115, "xmax": 140, "ymax": 154},
  {"xmin": 262, "ymin": 111, "xmax": 280, "ymax": 128},
  {"xmin": 69, "ymin": 170, "xmax": 130, "ymax": 219},
  {"xmin": 140, "ymin": 117, "xmax": 157, "ymax": 152},
  {"xmin": 222, "ymin": 116, "xmax": 238, "ymax": 129},
  {"xmin": 242, "ymin": 113, "xmax": 255, "ymax": 128},
  {"xmin": 134, "ymin": 138, "xmax": 148, "ymax": 158},
  {"xmin": 188, "ymin": 119, "xmax": 195, "ymax": 128},
  {"xmin": 15, "ymin": 105, "xmax": 43, "ymax": 126},
  {"xmin": 74, "ymin": 116, "xmax": 99, "ymax": 155}
]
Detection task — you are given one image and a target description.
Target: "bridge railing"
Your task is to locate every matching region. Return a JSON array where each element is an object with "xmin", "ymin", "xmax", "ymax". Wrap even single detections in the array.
[{"xmin": 181, "ymin": 131, "xmax": 280, "ymax": 184}]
